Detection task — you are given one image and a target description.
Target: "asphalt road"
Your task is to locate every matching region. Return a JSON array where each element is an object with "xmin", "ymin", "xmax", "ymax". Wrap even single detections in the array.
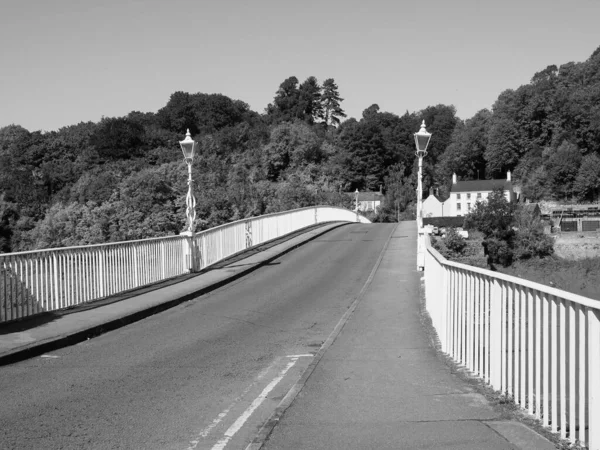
[{"xmin": 0, "ymin": 223, "xmax": 395, "ymax": 450}]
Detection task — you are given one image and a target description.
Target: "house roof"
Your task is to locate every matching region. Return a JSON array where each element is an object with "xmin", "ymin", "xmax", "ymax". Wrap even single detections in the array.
[
  {"xmin": 450, "ymin": 179, "xmax": 512, "ymax": 193},
  {"xmin": 522, "ymin": 203, "xmax": 541, "ymax": 213},
  {"xmin": 424, "ymin": 194, "xmax": 444, "ymax": 203}
]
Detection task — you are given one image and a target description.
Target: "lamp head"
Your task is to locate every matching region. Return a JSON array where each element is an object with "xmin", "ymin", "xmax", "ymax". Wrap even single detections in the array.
[
  {"xmin": 179, "ymin": 129, "xmax": 196, "ymax": 162},
  {"xmin": 414, "ymin": 120, "xmax": 432, "ymax": 156}
]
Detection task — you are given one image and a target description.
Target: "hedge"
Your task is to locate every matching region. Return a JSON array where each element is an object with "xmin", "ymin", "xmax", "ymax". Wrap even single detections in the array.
[{"xmin": 423, "ymin": 216, "xmax": 466, "ymax": 228}]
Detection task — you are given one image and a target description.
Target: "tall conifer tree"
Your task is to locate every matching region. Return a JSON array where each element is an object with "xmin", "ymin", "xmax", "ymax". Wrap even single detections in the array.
[{"xmin": 321, "ymin": 78, "xmax": 346, "ymax": 126}]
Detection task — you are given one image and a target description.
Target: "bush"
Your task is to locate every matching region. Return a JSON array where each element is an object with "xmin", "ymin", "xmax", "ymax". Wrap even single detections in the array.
[
  {"xmin": 432, "ymin": 227, "xmax": 467, "ymax": 259},
  {"xmin": 464, "ymin": 188, "xmax": 515, "ymax": 237},
  {"xmin": 423, "ymin": 216, "xmax": 465, "ymax": 228},
  {"xmin": 445, "ymin": 227, "xmax": 467, "ymax": 254},
  {"xmin": 484, "ymin": 236, "xmax": 514, "ymax": 267},
  {"xmin": 512, "ymin": 206, "xmax": 554, "ymax": 260}
]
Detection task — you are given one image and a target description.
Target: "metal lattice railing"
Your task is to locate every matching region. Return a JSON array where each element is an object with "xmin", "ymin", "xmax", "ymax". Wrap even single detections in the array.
[
  {"xmin": 423, "ymin": 236, "xmax": 600, "ymax": 450},
  {"xmin": 0, "ymin": 206, "xmax": 370, "ymax": 323}
]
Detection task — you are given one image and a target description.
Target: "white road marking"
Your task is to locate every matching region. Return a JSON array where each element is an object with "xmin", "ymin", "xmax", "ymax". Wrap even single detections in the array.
[
  {"xmin": 186, "ymin": 359, "xmax": 279, "ymax": 450},
  {"xmin": 286, "ymin": 354, "xmax": 313, "ymax": 358},
  {"xmin": 40, "ymin": 354, "xmax": 59, "ymax": 358},
  {"xmin": 211, "ymin": 358, "xmax": 299, "ymax": 450}
]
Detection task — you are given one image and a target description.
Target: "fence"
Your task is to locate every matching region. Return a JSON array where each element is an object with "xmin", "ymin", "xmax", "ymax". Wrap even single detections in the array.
[
  {"xmin": 1, "ymin": 206, "xmax": 369, "ymax": 323},
  {"xmin": 423, "ymin": 236, "xmax": 600, "ymax": 449}
]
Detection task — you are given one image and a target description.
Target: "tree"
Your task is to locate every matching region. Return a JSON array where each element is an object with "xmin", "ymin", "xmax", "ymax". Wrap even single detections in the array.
[
  {"xmin": 261, "ymin": 122, "xmax": 322, "ymax": 181},
  {"xmin": 574, "ymin": 152, "xmax": 600, "ymax": 201},
  {"xmin": 464, "ymin": 188, "xmax": 516, "ymax": 267},
  {"xmin": 156, "ymin": 91, "xmax": 199, "ymax": 134},
  {"xmin": 513, "ymin": 206, "xmax": 554, "ymax": 260},
  {"xmin": 485, "ymin": 115, "xmax": 521, "ymax": 176},
  {"xmin": 321, "ymin": 78, "xmax": 346, "ymax": 126},
  {"xmin": 464, "ymin": 188, "xmax": 515, "ymax": 238},
  {"xmin": 298, "ymin": 76, "xmax": 323, "ymax": 124},
  {"xmin": 90, "ymin": 116, "xmax": 145, "ymax": 159},
  {"xmin": 435, "ymin": 109, "xmax": 491, "ymax": 186},
  {"xmin": 266, "ymin": 76, "xmax": 301, "ymax": 123},
  {"xmin": 545, "ymin": 140, "xmax": 582, "ymax": 199}
]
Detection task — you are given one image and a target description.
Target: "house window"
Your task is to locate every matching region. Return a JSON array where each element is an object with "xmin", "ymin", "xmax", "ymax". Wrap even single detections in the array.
[
  {"xmin": 467, "ymin": 193, "xmax": 471, "ymax": 200},
  {"xmin": 457, "ymin": 203, "xmax": 461, "ymax": 211},
  {"xmin": 457, "ymin": 193, "xmax": 461, "ymax": 200},
  {"xmin": 467, "ymin": 203, "xmax": 471, "ymax": 211},
  {"xmin": 477, "ymin": 192, "xmax": 482, "ymax": 199}
]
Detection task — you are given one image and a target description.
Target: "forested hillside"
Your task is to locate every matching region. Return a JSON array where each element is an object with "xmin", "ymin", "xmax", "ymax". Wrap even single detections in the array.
[{"xmin": 1, "ymin": 46, "xmax": 599, "ymax": 253}]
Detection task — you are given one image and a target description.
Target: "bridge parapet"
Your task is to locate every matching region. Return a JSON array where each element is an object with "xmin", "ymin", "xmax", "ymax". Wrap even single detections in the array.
[
  {"xmin": 0, "ymin": 206, "xmax": 369, "ymax": 323},
  {"xmin": 423, "ymin": 236, "xmax": 600, "ymax": 449}
]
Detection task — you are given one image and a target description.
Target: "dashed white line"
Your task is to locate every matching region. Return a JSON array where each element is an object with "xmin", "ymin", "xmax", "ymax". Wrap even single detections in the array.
[
  {"xmin": 186, "ymin": 359, "xmax": 278, "ymax": 450},
  {"xmin": 210, "ymin": 358, "xmax": 299, "ymax": 450}
]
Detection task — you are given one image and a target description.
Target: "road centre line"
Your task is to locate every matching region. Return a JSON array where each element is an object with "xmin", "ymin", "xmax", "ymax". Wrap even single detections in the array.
[
  {"xmin": 186, "ymin": 359, "xmax": 278, "ymax": 450},
  {"xmin": 211, "ymin": 358, "xmax": 299, "ymax": 450}
]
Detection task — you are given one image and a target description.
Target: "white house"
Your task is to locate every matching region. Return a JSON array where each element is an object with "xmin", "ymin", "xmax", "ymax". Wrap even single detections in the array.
[
  {"xmin": 422, "ymin": 189, "xmax": 446, "ymax": 217},
  {"xmin": 448, "ymin": 171, "xmax": 516, "ymax": 217},
  {"xmin": 350, "ymin": 190, "xmax": 385, "ymax": 213}
]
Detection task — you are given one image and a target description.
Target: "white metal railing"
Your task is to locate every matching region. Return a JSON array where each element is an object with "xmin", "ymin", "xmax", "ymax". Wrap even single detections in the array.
[
  {"xmin": 423, "ymin": 237, "xmax": 600, "ymax": 449},
  {"xmin": 1, "ymin": 206, "xmax": 370, "ymax": 323}
]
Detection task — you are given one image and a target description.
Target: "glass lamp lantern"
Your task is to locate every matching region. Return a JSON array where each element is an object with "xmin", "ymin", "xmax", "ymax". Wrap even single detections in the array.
[
  {"xmin": 414, "ymin": 120, "xmax": 432, "ymax": 157},
  {"xmin": 179, "ymin": 129, "xmax": 196, "ymax": 163}
]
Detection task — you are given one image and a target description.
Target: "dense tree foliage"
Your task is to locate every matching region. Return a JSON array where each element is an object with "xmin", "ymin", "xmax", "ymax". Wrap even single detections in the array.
[{"xmin": 2, "ymin": 45, "xmax": 600, "ymax": 252}]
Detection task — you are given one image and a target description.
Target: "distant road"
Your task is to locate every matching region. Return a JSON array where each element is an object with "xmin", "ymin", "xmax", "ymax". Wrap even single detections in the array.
[{"xmin": 0, "ymin": 223, "xmax": 395, "ymax": 450}]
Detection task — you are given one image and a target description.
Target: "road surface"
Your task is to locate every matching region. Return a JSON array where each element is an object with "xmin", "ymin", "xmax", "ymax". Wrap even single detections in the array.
[{"xmin": 0, "ymin": 223, "xmax": 395, "ymax": 450}]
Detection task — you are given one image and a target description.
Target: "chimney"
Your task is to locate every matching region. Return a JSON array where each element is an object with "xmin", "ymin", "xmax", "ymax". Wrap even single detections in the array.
[
  {"xmin": 452, "ymin": 173, "xmax": 457, "ymax": 184},
  {"xmin": 379, "ymin": 184, "xmax": 382, "ymax": 194},
  {"xmin": 507, "ymin": 170, "xmax": 511, "ymax": 182},
  {"xmin": 429, "ymin": 187, "xmax": 434, "ymax": 196}
]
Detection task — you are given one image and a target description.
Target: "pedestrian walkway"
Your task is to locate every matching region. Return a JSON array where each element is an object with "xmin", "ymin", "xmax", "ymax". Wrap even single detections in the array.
[
  {"xmin": 0, "ymin": 223, "xmax": 344, "ymax": 366},
  {"xmin": 258, "ymin": 221, "xmax": 555, "ymax": 450}
]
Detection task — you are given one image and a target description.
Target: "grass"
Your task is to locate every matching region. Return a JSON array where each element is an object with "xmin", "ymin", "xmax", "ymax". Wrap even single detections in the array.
[
  {"xmin": 434, "ymin": 230, "xmax": 600, "ymax": 301},
  {"xmin": 501, "ymin": 256, "xmax": 600, "ymax": 301}
]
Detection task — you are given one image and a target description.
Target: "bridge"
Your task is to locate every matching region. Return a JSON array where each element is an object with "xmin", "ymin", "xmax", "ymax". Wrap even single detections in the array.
[{"xmin": 0, "ymin": 207, "xmax": 598, "ymax": 449}]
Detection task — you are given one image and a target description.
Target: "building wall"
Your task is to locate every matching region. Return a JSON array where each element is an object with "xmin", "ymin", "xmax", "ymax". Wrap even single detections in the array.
[
  {"xmin": 358, "ymin": 200, "xmax": 381, "ymax": 212},
  {"xmin": 422, "ymin": 196, "xmax": 444, "ymax": 217},
  {"xmin": 448, "ymin": 190, "xmax": 514, "ymax": 217}
]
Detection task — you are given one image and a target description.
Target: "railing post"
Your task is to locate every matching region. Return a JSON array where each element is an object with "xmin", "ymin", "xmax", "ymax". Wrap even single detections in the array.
[
  {"xmin": 245, "ymin": 221, "xmax": 252, "ymax": 249},
  {"xmin": 160, "ymin": 240, "xmax": 166, "ymax": 280},
  {"xmin": 489, "ymin": 278, "xmax": 502, "ymax": 390},
  {"xmin": 132, "ymin": 246, "xmax": 139, "ymax": 288},
  {"xmin": 180, "ymin": 231, "xmax": 196, "ymax": 273},
  {"xmin": 53, "ymin": 253, "xmax": 60, "ymax": 310},
  {"xmin": 589, "ymin": 308, "xmax": 600, "ymax": 450},
  {"xmin": 417, "ymin": 229, "xmax": 425, "ymax": 271}
]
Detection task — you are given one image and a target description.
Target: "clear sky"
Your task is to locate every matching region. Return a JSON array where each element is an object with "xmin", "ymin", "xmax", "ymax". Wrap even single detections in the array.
[{"xmin": 1, "ymin": 0, "xmax": 599, "ymax": 132}]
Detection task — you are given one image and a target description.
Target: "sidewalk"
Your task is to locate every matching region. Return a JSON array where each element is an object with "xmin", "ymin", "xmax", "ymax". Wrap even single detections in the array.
[
  {"xmin": 257, "ymin": 221, "xmax": 556, "ymax": 450},
  {"xmin": 0, "ymin": 223, "xmax": 346, "ymax": 366}
]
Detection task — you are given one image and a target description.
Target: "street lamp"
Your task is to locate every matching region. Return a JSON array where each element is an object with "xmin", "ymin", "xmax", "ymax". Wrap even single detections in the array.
[
  {"xmin": 414, "ymin": 120, "xmax": 432, "ymax": 229},
  {"xmin": 179, "ymin": 129, "xmax": 197, "ymax": 234}
]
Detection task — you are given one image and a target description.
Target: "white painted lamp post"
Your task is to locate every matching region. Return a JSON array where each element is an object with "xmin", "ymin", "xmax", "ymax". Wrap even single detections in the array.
[
  {"xmin": 414, "ymin": 120, "xmax": 432, "ymax": 270},
  {"xmin": 179, "ymin": 129, "xmax": 197, "ymax": 234},
  {"xmin": 355, "ymin": 188, "xmax": 359, "ymax": 222},
  {"xmin": 414, "ymin": 120, "xmax": 432, "ymax": 228},
  {"xmin": 179, "ymin": 129, "xmax": 198, "ymax": 272}
]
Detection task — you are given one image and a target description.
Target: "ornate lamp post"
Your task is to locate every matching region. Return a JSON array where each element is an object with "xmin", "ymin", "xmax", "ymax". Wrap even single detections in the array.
[
  {"xmin": 179, "ymin": 129, "xmax": 197, "ymax": 234},
  {"xmin": 355, "ymin": 188, "xmax": 359, "ymax": 222},
  {"xmin": 414, "ymin": 120, "xmax": 432, "ymax": 229},
  {"xmin": 414, "ymin": 121, "xmax": 432, "ymax": 271}
]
